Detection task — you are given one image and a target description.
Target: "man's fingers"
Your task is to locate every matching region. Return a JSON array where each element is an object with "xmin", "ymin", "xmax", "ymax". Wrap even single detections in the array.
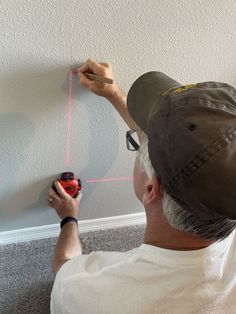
[
  {"xmin": 76, "ymin": 58, "xmax": 95, "ymax": 72},
  {"xmin": 76, "ymin": 63, "xmax": 92, "ymax": 74},
  {"xmin": 48, "ymin": 201, "xmax": 54, "ymax": 208},
  {"xmin": 48, "ymin": 188, "xmax": 60, "ymax": 200},
  {"xmin": 77, "ymin": 58, "xmax": 104, "ymax": 76},
  {"xmin": 100, "ymin": 62, "xmax": 110, "ymax": 68},
  {"xmin": 48, "ymin": 188, "xmax": 61, "ymax": 208},
  {"xmin": 76, "ymin": 59, "xmax": 112, "ymax": 78},
  {"xmin": 78, "ymin": 72, "xmax": 95, "ymax": 88},
  {"xmin": 78, "ymin": 72, "xmax": 106, "ymax": 94},
  {"xmin": 55, "ymin": 181, "xmax": 69, "ymax": 199}
]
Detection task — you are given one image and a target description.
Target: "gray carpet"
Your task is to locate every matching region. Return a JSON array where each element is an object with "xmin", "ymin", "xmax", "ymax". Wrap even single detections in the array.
[{"xmin": 0, "ymin": 224, "xmax": 145, "ymax": 314}]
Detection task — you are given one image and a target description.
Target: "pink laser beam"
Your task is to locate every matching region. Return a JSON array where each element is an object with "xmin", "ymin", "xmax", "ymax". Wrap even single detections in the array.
[
  {"xmin": 86, "ymin": 176, "xmax": 133, "ymax": 183},
  {"xmin": 65, "ymin": 70, "xmax": 73, "ymax": 171}
]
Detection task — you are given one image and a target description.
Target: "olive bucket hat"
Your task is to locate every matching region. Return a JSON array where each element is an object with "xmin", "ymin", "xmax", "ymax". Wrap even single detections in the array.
[{"xmin": 127, "ymin": 71, "xmax": 236, "ymax": 220}]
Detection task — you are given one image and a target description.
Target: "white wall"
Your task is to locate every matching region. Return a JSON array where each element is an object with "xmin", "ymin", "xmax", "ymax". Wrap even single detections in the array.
[{"xmin": 0, "ymin": 0, "xmax": 235, "ymax": 232}]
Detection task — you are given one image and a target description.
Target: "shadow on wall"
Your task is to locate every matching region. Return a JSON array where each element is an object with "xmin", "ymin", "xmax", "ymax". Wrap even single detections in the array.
[
  {"xmin": 0, "ymin": 112, "xmax": 35, "ymax": 215},
  {"xmin": 1, "ymin": 175, "xmax": 58, "ymax": 221},
  {"xmin": 0, "ymin": 66, "xmax": 67, "ymax": 220},
  {"xmin": 0, "ymin": 63, "xmax": 120, "ymax": 220},
  {"xmin": 1, "ymin": 65, "xmax": 69, "ymax": 115}
]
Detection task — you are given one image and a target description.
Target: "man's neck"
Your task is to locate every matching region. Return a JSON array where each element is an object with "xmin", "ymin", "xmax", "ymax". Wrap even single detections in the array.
[{"xmin": 144, "ymin": 210, "xmax": 214, "ymax": 251}]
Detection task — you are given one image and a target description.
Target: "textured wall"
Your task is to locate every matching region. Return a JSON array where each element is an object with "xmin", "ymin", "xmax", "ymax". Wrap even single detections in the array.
[{"xmin": 0, "ymin": 0, "xmax": 235, "ymax": 232}]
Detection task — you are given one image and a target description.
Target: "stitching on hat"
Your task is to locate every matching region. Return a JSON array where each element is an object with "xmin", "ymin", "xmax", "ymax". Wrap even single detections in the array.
[
  {"xmin": 176, "ymin": 98, "xmax": 236, "ymax": 115},
  {"xmin": 198, "ymin": 82, "xmax": 236, "ymax": 96},
  {"xmin": 167, "ymin": 128, "xmax": 236, "ymax": 189}
]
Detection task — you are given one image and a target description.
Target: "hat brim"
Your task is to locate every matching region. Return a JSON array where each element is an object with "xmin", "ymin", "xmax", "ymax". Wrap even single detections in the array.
[{"xmin": 127, "ymin": 71, "xmax": 182, "ymax": 133}]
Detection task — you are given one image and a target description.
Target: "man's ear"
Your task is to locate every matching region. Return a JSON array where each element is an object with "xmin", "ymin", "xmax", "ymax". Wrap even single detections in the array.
[{"xmin": 143, "ymin": 176, "xmax": 163, "ymax": 206}]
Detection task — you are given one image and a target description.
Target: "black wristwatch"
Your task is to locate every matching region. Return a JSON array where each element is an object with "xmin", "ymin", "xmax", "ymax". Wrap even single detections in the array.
[{"xmin": 60, "ymin": 216, "xmax": 78, "ymax": 229}]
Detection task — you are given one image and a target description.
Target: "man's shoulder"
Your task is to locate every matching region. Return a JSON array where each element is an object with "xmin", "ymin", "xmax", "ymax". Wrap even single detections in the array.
[{"xmin": 56, "ymin": 247, "xmax": 141, "ymax": 281}]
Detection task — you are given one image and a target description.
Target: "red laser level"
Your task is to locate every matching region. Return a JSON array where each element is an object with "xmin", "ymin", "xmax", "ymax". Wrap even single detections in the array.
[{"xmin": 52, "ymin": 172, "xmax": 81, "ymax": 198}]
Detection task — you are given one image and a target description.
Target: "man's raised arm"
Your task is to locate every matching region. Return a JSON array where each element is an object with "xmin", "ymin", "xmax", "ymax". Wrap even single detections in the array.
[{"xmin": 76, "ymin": 58, "xmax": 141, "ymax": 131}]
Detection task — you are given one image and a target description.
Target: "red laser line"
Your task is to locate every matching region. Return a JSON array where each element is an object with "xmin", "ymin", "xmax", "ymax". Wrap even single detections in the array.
[
  {"xmin": 86, "ymin": 176, "xmax": 133, "ymax": 183},
  {"xmin": 65, "ymin": 70, "xmax": 73, "ymax": 171}
]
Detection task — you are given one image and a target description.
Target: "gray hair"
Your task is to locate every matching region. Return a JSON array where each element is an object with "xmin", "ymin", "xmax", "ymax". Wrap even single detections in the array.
[{"xmin": 137, "ymin": 134, "xmax": 236, "ymax": 241}]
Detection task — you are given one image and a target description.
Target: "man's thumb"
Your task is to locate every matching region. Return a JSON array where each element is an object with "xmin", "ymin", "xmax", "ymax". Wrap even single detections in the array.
[{"xmin": 55, "ymin": 181, "xmax": 68, "ymax": 199}]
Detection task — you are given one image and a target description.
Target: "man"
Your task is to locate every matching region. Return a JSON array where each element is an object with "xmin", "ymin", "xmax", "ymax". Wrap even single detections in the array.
[{"xmin": 49, "ymin": 58, "xmax": 236, "ymax": 313}]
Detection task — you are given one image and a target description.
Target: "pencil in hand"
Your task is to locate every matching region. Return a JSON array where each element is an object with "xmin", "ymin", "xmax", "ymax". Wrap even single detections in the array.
[{"xmin": 72, "ymin": 70, "xmax": 113, "ymax": 85}]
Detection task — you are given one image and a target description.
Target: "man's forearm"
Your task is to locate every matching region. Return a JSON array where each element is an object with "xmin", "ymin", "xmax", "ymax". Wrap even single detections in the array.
[
  {"xmin": 53, "ymin": 222, "xmax": 82, "ymax": 270},
  {"xmin": 107, "ymin": 90, "xmax": 140, "ymax": 130}
]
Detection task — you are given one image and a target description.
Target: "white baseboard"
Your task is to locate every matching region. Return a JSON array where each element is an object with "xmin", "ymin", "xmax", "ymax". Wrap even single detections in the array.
[{"xmin": 0, "ymin": 212, "xmax": 146, "ymax": 245}]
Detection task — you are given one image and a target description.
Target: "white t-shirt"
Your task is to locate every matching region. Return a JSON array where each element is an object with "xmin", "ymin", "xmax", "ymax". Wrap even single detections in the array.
[{"xmin": 51, "ymin": 230, "xmax": 236, "ymax": 314}]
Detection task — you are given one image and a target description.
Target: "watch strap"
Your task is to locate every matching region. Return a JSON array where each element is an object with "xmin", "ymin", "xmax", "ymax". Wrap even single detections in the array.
[{"xmin": 60, "ymin": 216, "xmax": 78, "ymax": 229}]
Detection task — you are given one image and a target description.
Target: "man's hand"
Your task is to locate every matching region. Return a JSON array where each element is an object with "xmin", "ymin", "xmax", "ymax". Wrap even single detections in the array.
[
  {"xmin": 77, "ymin": 58, "xmax": 141, "ymax": 130},
  {"xmin": 76, "ymin": 58, "xmax": 124, "ymax": 103},
  {"xmin": 48, "ymin": 181, "xmax": 83, "ymax": 220}
]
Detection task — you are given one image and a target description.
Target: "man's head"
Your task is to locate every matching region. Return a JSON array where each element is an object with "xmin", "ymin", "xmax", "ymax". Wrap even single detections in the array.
[
  {"xmin": 132, "ymin": 132, "xmax": 236, "ymax": 241},
  {"xmin": 127, "ymin": 72, "xmax": 236, "ymax": 241}
]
